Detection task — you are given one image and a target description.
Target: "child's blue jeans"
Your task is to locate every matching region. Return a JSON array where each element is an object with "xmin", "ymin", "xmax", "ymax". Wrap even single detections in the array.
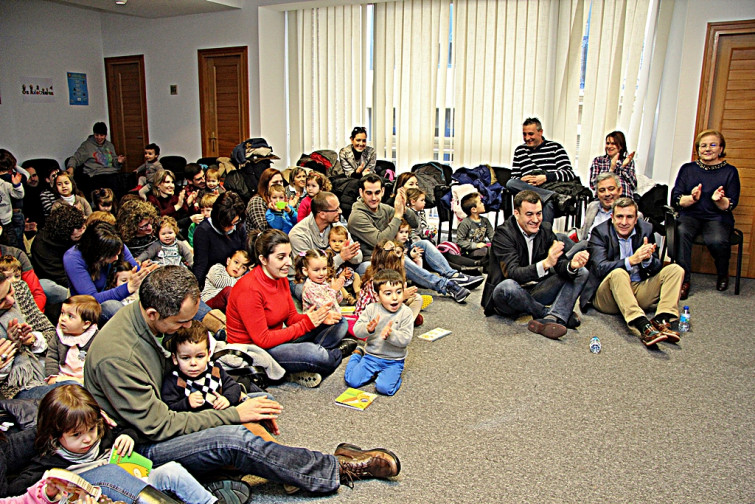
[
  {"xmin": 149, "ymin": 461, "xmax": 215, "ymax": 504},
  {"xmin": 344, "ymin": 353, "xmax": 405, "ymax": 396}
]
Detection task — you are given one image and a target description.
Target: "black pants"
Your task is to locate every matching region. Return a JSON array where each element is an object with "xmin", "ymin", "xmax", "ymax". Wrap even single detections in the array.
[{"xmin": 677, "ymin": 215, "xmax": 731, "ymax": 282}]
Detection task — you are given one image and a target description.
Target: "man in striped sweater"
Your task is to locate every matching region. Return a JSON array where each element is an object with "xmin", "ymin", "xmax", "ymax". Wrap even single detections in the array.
[{"xmin": 506, "ymin": 117, "xmax": 576, "ymax": 223}]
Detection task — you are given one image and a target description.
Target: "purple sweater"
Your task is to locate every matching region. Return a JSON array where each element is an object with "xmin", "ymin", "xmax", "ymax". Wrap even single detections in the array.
[{"xmin": 63, "ymin": 245, "xmax": 138, "ymax": 303}]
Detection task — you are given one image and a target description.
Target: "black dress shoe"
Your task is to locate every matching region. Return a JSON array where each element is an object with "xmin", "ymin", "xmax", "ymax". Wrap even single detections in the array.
[
  {"xmin": 716, "ymin": 275, "xmax": 729, "ymax": 292},
  {"xmin": 338, "ymin": 337, "xmax": 359, "ymax": 357},
  {"xmin": 680, "ymin": 281, "xmax": 690, "ymax": 300}
]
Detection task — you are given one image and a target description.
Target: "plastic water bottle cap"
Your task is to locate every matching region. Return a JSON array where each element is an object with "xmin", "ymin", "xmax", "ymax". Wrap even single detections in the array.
[{"xmin": 683, "ymin": 306, "xmax": 689, "ymax": 310}]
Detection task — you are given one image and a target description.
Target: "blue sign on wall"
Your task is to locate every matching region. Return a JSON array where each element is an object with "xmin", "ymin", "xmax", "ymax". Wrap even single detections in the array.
[{"xmin": 67, "ymin": 72, "xmax": 88, "ymax": 106}]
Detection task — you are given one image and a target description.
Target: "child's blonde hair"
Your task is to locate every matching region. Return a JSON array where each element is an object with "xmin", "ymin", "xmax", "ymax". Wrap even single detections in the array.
[
  {"xmin": 328, "ymin": 225, "xmax": 348, "ymax": 241},
  {"xmin": 62, "ymin": 295, "xmax": 102, "ymax": 325},
  {"xmin": 405, "ymin": 188, "xmax": 425, "ymax": 206},
  {"xmin": 268, "ymin": 184, "xmax": 286, "ymax": 198},
  {"xmin": 0, "ymin": 256, "xmax": 22, "ymax": 278},
  {"xmin": 157, "ymin": 215, "xmax": 180, "ymax": 236},
  {"xmin": 87, "ymin": 211, "xmax": 117, "ymax": 227},
  {"xmin": 306, "ymin": 171, "xmax": 332, "ymax": 192},
  {"xmin": 294, "ymin": 249, "xmax": 332, "ymax": 283},
  {"xmin": 200, "ymin": 193, "xmax": 219, "ymax": 209},
  {"xmin": 206, "ymin": 167, "xmax": 221, "ymax": 181}
]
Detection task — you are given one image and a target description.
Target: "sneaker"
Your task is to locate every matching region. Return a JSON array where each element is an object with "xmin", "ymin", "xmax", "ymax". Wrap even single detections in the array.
[
  {"xmin": 420, "ymin": 294, "xmax": 434, "ymax": 309},
  {"xmin": 285, "ymin": 371, "xmax": 322, "ymax": 388},
  {"xmin": 205, "ymin": 479, "xmax": 252, "ymax": 504},
  {"xmin": 450, "ymin": 272, "xmax": 484, "ymax": 290},
  {"xmin": 446, "ymin": 280, "xmax": 470, "ymax": 303}
]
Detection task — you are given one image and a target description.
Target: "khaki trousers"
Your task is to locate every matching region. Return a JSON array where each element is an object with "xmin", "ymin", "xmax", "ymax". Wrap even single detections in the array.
[{"xmin": 593, "ymin": 264, "xmax": 684, "ymax": 323}]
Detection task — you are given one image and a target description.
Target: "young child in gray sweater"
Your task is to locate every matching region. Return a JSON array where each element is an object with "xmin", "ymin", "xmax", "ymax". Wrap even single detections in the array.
[{"xmin": 346, "ymin": 269, "xmax": 414, "ymax": 396}]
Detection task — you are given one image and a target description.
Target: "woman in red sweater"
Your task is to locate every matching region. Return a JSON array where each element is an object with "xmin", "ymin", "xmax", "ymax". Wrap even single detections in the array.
[{"xmin": 226, "ymin": 229, "xmax": 353, "ymax": 387}]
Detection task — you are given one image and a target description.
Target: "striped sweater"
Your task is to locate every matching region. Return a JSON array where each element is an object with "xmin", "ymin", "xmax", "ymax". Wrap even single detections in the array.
[{"xmin": 512, "ymin": 139, "xmax": 575, "ymax": 183}]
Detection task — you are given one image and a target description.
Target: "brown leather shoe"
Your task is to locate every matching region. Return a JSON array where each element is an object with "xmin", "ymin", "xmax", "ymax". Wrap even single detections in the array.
[
  {"xmin": 651, "ymin": 318, "xmax": 681, "ymax": 343},
  {"xmin": 716, "ymin": 275, "xmax": 729, "ymax": 291},
  {"xmin": 336, "ymin": 443, "xmax": 401, "ymax": 486},
  {"xmin": 680, "ymin": 281, "xmax": 690, "ymax": 300},
  {"xmin": 527, "ymin": 318, "xmax": 567, "ymax": 339},
  {"xmin": 639, "ymin": 323, "xmax": 667, "ymax": 347}
]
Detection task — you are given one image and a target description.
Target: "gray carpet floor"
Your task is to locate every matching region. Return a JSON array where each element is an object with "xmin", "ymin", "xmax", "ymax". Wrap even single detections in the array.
[{"xmin": 245, "ymin": 272, "xmax": 754, "ymax": 503}]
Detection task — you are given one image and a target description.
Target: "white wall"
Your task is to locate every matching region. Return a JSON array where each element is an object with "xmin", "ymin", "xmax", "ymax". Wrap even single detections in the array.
[
  {"xmin": 100, "ymin": 0, "xmax": 265, "ymax": 162},
  {"xmin": 0, "ymin": 0, "xmax": 108, "ymax": 165},
  {"xmin": 3, "ymin": 0, "xmax": 755, "ymax": 182},
  {"xmin": 651, "ymin": 0, "xmax": 755, "ymax": 186}
]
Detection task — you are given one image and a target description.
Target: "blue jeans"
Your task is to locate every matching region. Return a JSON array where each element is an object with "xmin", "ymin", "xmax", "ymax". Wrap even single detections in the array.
[
  {"xmin": 101, "ymin": 300, "xmax": 125, "ymax": 324},
  {"xmin": 81, "ymin": 465, "xmax": 148, "ymax": 503},
  {"xmin": 403, "ymin": 240, "xmax": 457, "ymax": 294},
  {"xmin": 15, "ymin": 380, "xmax": 75, "ymax": 400},
  {"xmin": 149, "ymin": 461, "xmax": 214, "ymax": 504},
  {"xmin": 267, "ymin": 318, "xmax": 347, "ymax": 376},
  {"xmin": 344, "ymin": 353, "xmax": 405, "ymax": 396},
  {"xmin": 136, "ymin": 424, "xmax": 340, "ymax": 493},
  {"xmin": 491, "ymin": 267, "xmax": 589, "ymax": 323},
  {"xmin": 195, "ymin": 299, "xmax": 212, "ymax": 321},
  {"xmin": 39, "ymin": 279, "xmax": 70, "ymax": 304},
  {"xmin": 506, "ymin": 179, "xmax": 556, "ymax": 223}
]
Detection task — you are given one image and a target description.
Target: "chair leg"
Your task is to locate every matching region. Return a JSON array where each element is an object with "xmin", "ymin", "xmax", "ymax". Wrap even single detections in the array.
[{"xmin": 736, "ymin": 239, "xmax": 742, "ymax": 295}]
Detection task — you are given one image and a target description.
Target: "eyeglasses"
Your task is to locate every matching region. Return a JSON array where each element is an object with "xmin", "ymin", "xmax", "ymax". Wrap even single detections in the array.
[
  {"xmin": 321, "ymin": 207, "xmax": 341, "ymax": 213},
  {"xmin": 381, "ymin": 243, "xmax": 404, "ymax": 255},
  {"xmin": 138, "ymin": 222, "xmax": 153, "ymax": 231},
  {"xmin": 351, "ymin": 126, "xmax": 367, "ymax": 137},
  {"xmin": 699, "ymin": 143, "xmax": 719, "ymax": 149}
]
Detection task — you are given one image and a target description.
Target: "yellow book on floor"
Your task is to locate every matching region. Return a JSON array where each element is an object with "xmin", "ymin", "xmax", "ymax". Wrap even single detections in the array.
[
  {"xmin": 335, "ymin": 388, "xmax": 378, "ymax": 411},
  {"xmin": 417, "ymin": 327, "xmax": 451, "ymax": 341}
]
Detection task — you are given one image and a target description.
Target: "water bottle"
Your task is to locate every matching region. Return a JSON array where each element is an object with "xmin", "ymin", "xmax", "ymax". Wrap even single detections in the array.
[
  {"xmin": 679, "ymin": 306, "xmax": 690, "ymax": 334},
  {"xmin": 589, "ymin": 336, "xmax": 602, "ymax": 354}
]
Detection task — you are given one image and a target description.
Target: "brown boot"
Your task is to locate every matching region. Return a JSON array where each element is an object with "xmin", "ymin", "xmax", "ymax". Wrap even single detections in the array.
[
  {"xmin": 202, "ymin": 309, "xmax": 226, "ymax": 334},
  {"xmin": 335, "ymin": 443, "xmax": 401, "ymax": 486}
]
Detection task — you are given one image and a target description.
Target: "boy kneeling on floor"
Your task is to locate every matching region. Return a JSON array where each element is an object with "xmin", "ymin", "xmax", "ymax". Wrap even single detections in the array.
[{"xmin": 346, "ymin": 269, "xmax": 414, "ymax": 396}]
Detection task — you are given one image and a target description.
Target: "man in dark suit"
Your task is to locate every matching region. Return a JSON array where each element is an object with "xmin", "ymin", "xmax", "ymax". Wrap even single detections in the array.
[
  {"xmin": 481, "ymin": 190, "xmax": 590, "ymax": 339},
  {"xmin": 582, "ymin": 197, "xmax": 684, "ymax": 347}
]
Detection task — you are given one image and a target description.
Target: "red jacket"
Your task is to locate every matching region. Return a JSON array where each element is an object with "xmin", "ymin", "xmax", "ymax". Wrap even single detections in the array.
[{"xmin": 226, "ymin": 266, "xmax": 314, "ymax": 348}]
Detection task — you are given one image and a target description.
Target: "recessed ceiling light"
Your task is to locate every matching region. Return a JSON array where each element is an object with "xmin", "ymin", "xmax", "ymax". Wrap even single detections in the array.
[{"xmin": 115, "ymin": 0, "xmax": 127, "ymax": 5}]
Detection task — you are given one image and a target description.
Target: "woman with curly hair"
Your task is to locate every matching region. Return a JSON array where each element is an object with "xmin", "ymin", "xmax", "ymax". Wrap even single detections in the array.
[
  {"xmin": 116, "ymin": 198, "xmax": 158, "ymax": 258},
  {"xmin": 30, "ymin": 205, "xmax": 86, "ymax": 299},
  {"xmin": 63, "ymin": 222, "xmax": 156, "ymax": 320}
]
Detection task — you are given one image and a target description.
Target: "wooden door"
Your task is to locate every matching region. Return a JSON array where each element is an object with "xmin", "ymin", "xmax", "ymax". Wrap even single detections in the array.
[
  {"xmin": 693, "ymin": 20, "xmax": 755, "ymax": 278},
  {"xmin": 198, "ymin": 47, "xmax": 250, "ymax": 158},
  {"xmin": 105, "ymin": 56, "xmax": 148, "ymax": 173}
]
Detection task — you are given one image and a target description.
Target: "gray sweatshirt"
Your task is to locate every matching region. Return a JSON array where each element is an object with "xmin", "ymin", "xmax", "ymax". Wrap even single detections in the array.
[{"xmin": 354, "ymin": 303, "xmax": 414, "ymax": 360}]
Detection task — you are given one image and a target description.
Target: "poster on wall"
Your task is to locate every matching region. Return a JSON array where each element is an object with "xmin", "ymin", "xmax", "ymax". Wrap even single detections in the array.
[
  {"xmin": 67, "ymin": 72, "xmax": 89, "ymax": 106},
  {"xmin": 21, "ymin": 76, "xmax": 55, "ymax": 103}
]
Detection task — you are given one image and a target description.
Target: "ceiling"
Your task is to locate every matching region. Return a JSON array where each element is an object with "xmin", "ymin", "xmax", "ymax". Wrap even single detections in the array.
[{"xmin": 47, "ymin": 0, "xmax": 243, "ymax": 19}]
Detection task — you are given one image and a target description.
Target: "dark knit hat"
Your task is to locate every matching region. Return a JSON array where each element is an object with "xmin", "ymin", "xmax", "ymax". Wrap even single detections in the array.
[{"xmin": 93, "ymin": 122, "xmax": 108, "ymax": 135}]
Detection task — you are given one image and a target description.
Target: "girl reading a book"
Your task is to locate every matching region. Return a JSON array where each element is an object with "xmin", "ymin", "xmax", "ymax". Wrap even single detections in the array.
[{"xmin": 13, "ymin": 385, "xmax": 217, "ymax": 504}]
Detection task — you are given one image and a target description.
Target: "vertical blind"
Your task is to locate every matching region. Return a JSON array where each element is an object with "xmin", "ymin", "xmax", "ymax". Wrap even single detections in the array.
[{"xmin": 287, "ymin": 0, "xmax": 672, "ymax": 177}]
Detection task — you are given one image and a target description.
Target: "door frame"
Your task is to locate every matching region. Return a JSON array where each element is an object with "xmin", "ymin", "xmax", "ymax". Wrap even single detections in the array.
[
  {"xmin": 694, "ymin": 19, "xmax": 755, "ymax": 147},
  {"xmin": 197, "ymin": 46, "xmax": 250, "ymax": 156},
  {"xmin": 104, "ymin": 55, "xmax": 149, "ymax": 172}
]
